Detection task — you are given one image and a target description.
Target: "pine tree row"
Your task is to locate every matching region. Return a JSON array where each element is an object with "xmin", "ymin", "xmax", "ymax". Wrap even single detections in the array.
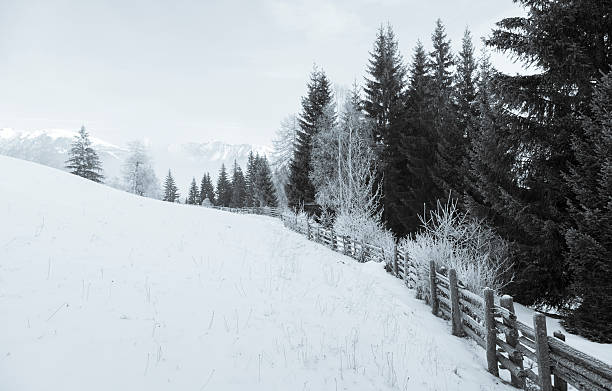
[{"xmin": 165, "ymin": 152, "xmax": 278, "ymax": 208}]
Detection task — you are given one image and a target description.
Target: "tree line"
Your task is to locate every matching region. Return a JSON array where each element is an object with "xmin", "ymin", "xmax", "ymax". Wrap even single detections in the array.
[
  {"xmin": 164, "ymin": 152, "xmax": 278, "ymax": 208},
  {"xmin": 278, "ymin": 1, "xmax": 612, "ymax": 342},
  {"xmin": 65, "ymin": 130, "xmax": 278, "ymax": 209}
]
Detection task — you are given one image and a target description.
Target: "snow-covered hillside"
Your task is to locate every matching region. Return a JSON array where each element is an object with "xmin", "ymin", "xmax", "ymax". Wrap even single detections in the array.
[
  {"xmin": 0, "ymin": 128, "xmax": 127, "ymax": 184},
  {"xmin": 0, "ymin": 128, "xmax": 271, "ymax": 194},
  {"xmin": 0, "ymin": 156, "xmax": 511, "ymax": 391}
]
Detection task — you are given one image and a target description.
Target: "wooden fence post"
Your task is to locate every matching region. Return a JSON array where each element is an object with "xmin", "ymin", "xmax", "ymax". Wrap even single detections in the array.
[
  {"xmin": 500, "ymin": 295, "xmax": 524, "ymax": 388},
  {"xmin": 360, "ymin": 240, "xmax": 366, "ymax": 262},
  {"xmin": 393, "ymin": 243, "xmax": 399, "ymax": 277},
  {"xmin": 484, "ymin": 288, "xmax": 499, "ymax": 377},
  {"xmin": 533, "ymin": 313, "xmax": 553, "ymax": 391},
  {"xmin": 429, "ymin": 261, "xmax": 438, "ymax": 315},
  {"xmin": 552, "ymin": 331, "xmax": 567, "ymax": 391},
  {"xmin": 307, "ymin": 221, "xmax": 311, "ymax": 240},
  {"xmin": 448, "ymin": 269, "xmax": 462, "ymax": 337},
  {"xmin": 330, "ymin": 228, "xmax": 335, "ymax": 250}
]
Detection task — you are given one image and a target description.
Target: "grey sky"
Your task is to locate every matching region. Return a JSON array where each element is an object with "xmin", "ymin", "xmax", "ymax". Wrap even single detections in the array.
[{"xmin": 0, "ymin": 0, "xmax": 525, "ymax": 147}]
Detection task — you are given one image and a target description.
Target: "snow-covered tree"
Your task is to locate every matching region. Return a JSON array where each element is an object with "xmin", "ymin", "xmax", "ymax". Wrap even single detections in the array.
[
  {"xmin": 122, "ymin": 141, "xmax": 159, "ymax": 198},
  {"xmin": 65, "ymin": 126, "xmax": 104, "ymax": 183},
  {"xmin": 311, "ymin": 89, "xmax": 379, "ymax": 216},
  {"xmin": 270, "ymin": 115, "xmax": 299, "ymax": 207},
  {"xmin": 199, "ymin": 173, "xmax": 215, "ymax": 205},
  {"xmin": 163, "ymin": 170, "xmax": 180, "ymax": 202}
]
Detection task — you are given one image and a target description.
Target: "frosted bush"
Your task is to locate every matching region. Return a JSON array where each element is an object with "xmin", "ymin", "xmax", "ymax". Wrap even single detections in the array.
[
  {"xmin": 333, "ymin": 209, "xmax": 395, "ymax": 264},
  {"xmin": 401, "ymin": 199, "xmax": 512, "ymax": 299}
]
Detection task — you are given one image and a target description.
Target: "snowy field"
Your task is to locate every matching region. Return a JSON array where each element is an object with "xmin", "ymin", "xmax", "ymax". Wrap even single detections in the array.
[{"xmin": 0, "ymin": 155, "xmax": 515, "ymax": 390}]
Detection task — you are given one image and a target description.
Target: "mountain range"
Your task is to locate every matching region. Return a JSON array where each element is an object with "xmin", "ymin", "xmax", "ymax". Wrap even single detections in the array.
[{"xmin": 0, "ymin": 128, "xmax": 272, "ymax": 196}]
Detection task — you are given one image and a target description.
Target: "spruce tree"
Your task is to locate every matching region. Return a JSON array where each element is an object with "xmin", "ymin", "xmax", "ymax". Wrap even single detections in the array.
[
  {"xmin": 363, "ymin": 24, "xmax": 407, "ymax": 234},
  {"xmin": 286, "ymin": 66, "xmax": 333, "ymax": 210},
  {"xmin": 162, "ymin": 170, "xmax": 180, "ymax": 202},
  {"xmin": 480, "ymin": 0, "xmax": 612, "ymax": 307},
  {"xmin": 391, "ymin": 41, "xmax": 437, "ymax": 235},
  {"xmin": 245, "ymin": 151, "xmax": 256, "ymax": 207},
  {"xmin": 216, "ymin": 164, "xmax": 232, "ymax": 207},
  {"xmin": 428, "ymin": 19, "xmax": 461, "ymax": 201},
  {"xmin": 200, "ymin": 173, "xmax": 215, "ymax": 205},
  {"xmin": 230, "ymin": 161, "xmax": 247, "ymax": 208},
  {"xmin": 562, "ymin": 72, "xmax": 612, "ymax": 342},
  {"xmin": 454, "ymin": 28, "xmax": 478, "ymax": 206},
  {"xmin": 65, "ymin": 125, "xmax": 104, "ymax": 183},
  {"xmin": 363, "ymin": 24, "xmax": 406, "ymax": 147},
  {"xmin": 186, "ymin": 177, "xmax": 199, "ymax": 205},
  {"xmin": 253, "ymin": 156, "xmax": 278, "ymax": 207}
]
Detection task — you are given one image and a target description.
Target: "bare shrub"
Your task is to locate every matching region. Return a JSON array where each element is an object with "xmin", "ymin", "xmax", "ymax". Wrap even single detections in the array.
[{"xmin": 401, "ymin": 199, "xmax": 513, "ymax": 299}]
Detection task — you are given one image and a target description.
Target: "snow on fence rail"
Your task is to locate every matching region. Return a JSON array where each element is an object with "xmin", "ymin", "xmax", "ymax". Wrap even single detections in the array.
[{"xmin": 210, "ymin": 206, "xmax": 612, "ymax": 391}]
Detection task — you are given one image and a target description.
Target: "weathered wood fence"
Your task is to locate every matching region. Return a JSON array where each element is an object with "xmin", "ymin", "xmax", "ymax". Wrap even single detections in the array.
[{"xmin": 211, "ymin": 206, "xmax": 612, "ymax": 391}]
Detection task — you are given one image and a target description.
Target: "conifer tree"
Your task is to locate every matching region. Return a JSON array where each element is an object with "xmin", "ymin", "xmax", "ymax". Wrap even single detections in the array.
[
  {"xmin": 216, "ymin": 164, "xmax": 232, "ymax": 207},
  {"xmin": 200, "ymin": 173, "xmax": 215, "ymax": 205},
  {"xmin": 454, "ymin": 28, "xmax": 478, "ymax": 205},
  {"xmin": 65, "ymin": 125, "xmax": 104, "ymax": 183},
  {"xmin": 230, "ymin": 161, "xmax": 247, "ymax": 207},
  {"xmin": 186, "ymin": 177, "xmax": 199, "ymax": 205},
  {"xmin": 363, "ymin": 24, "xmax": 407, "ymax": 233},
  {"xmin": 562, "ymin": 71, "xmax": 612, "ymax": 342},
  {"xmin": 455, "ymin": 28, "xmax": 478, "ymax": 140},
  {"xmin": 162, "ymin": 170, "xmax": 180, "ymax": 202},
  {"xmin": 480, "ymin": 0, "xmax": 612, "ymax": 307},
  {"xmin": 428, "ymin": 19, "xmax": 461, "ymax": 201},
  {"xmin": 286, "ymin": 66, "xmax": 333, "ymax": 209},
  {"xmin": 253, "ymin": 156, "xmax": 278, "ymax": 207},
  {"xmin": 363, "ymin": 24, "xmax": 406, "ymax": 146},
  {"xmin": 245, "ymin": 151, "xmax": 256, "ymax": 207},
  {"xmin": 390, "ymin": 41, "xmax": 437, "ymax": 235}
]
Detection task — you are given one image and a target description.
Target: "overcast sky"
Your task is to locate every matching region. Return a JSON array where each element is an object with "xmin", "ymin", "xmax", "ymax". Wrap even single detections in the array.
[{"xmin": 0, "ymin": 0, "xmax": 526, "ymax": 147}]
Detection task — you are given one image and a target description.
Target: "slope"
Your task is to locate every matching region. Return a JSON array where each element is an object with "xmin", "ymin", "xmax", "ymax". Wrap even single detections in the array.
[{"xmin": 0, "ymin": 155, "xmax": 511, "ymax": 391}]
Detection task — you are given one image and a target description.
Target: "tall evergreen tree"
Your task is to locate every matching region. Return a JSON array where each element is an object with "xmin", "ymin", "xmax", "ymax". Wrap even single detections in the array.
[
  {"xmin": 391, "ymin": 41, "xmax": 437, "ymax": 235},
  {"xmin": 363, "ymin": 24, "xmax": 406, "ymax": 147},
  {"xmin": 230, "ymin": 161, "xmax": 247, "ymax": 207},
  {"xmin": 65, "ymin": 126, "xmax": 104, "ymax": 183},
  {"xmin": 363, "ymin": 24, "xmax": 407, "ymax": 234},
  {"xmin": 479, "ymin": 0, "xmax": 612, "ymax": 307},
  {"xmin": 245, "ymin": 151, "xmax": 256, "ymax": 207},
  {"xmin": 216, "ymin": 164, "xmax": 232, "ymax": 207},
  {"xmin": 253, "ymin": 155, "xmax": 278, "ymax": 207},
  {"xmin": 186, "ymin": 177, "xmax": 199, "ymax": 205},
  {"xmin": 428, "ymin": 19, "xmax": 461, "ymax": 200},
  {"xmin": 454, "ymin": 28, "xmax": 479, "ymax": 206},
  {"xmin": 562, "ymin": 71, "xmax": 612, "ymax": 342},
  {"xmin": 286, "ymin": 66, "xmax": 333, "ymax": 210},
  {"xmin": 162, "ymin": 170, "xmax": 180, "ymax": 202},
  {"xmin": 200, "ymin": 173, "xmax": 215, "ymax": 205}
]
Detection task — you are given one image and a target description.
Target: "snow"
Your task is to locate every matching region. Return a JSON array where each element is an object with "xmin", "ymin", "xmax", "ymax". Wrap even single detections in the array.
[
  {"xmin": 0, "ymin": 155, "xmax": 514, "ymax": 391},
  {"xmin": 513, "ymin": 304, "xmax": 612, "ymax": 366}
]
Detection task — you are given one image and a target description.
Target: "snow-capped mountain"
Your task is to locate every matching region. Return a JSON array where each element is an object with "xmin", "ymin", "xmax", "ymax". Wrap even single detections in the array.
[
  {"xmin": 0, "ymin": 128, "xmax": 272, "ymax": 195},
  {"xmin": 0, "ymin": 128, "xmax": 128, "ymax": 185}
]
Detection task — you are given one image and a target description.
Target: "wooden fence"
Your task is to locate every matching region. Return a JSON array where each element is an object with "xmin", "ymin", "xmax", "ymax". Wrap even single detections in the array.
[{"xmin": 210, "ymin": 206, "xmax": 612, "ymax": 391}]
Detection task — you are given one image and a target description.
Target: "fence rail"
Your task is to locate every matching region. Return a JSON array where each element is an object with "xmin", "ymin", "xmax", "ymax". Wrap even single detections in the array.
[{"xmin": 210, "ymin": 206, "xmax": 612, "ymax": 391}]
